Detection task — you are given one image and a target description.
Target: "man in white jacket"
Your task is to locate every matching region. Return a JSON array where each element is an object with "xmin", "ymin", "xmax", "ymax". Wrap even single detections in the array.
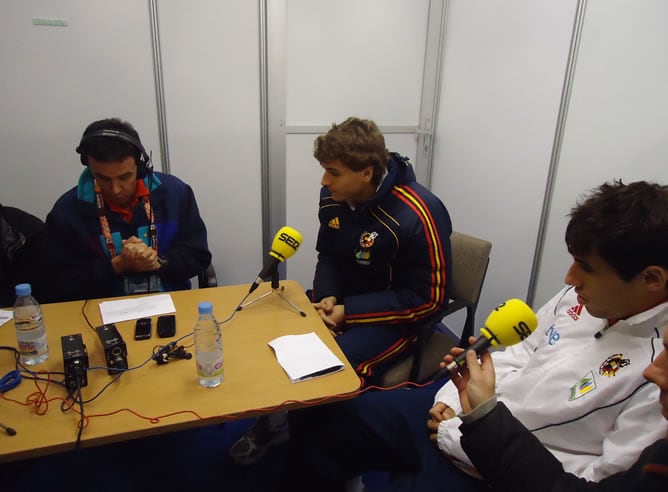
[{"xmin": 284, "ymin": 180, "xmax": 668, "ymax": 492}]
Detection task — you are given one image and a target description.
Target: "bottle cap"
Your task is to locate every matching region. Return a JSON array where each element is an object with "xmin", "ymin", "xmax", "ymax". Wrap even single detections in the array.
[
  {"xmin": 198, "ymin": 301, "xmax": 213, "ymax": 315},
  {"xmin": 15, "ymin": 283, "xmax": 31, "ymax": 297}
]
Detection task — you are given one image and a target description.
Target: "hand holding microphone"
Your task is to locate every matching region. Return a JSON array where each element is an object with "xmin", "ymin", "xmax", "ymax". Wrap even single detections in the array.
[
  {"xmin": 433, "ymin": 298, "xmax": 538, "ymax": 381},
  {"xmin": 248, "ymin": 226, "xmax": 303, "ymax": 293},
  {"xmin": 445, "ymin": 336, "xmax": 497, "ymax": 414}
]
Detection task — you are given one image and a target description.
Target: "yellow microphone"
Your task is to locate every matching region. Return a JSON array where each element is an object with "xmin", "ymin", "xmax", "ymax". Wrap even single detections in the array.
[
  {"xmin": 249, "ymin": 226, "xmax": 303, "ymax": 293},
  {"xmin": 443, "ymin": 299, "xmax": 538, "ymax": 373}
]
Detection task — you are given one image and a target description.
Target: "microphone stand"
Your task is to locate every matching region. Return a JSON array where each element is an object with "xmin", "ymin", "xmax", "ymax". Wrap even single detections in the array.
[{"xmin": 238, "ymin": 270, "xmax": 306, "ymax": 316}]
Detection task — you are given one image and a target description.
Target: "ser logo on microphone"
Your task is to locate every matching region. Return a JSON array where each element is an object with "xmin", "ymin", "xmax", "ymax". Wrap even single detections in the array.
[
  {"xmin": 514, "ymin": 320, "xmax": 533, "ymax": 341},
  {"xmin": 279, "ymin": 232, "xmax": 300, "ymax": 250}
]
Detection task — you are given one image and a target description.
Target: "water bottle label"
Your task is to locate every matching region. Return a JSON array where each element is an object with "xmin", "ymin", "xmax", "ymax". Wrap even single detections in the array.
[
  {"xmin": 197, "ymin": 357, "xmax": 224, "ymax": 378},
  {"xmin": 18, "ymin": 333, "xmax": 48, "ymax": 356},
  {"xmin": 15, "ymin": 313, "xmax": 43, "ymax": 330}
]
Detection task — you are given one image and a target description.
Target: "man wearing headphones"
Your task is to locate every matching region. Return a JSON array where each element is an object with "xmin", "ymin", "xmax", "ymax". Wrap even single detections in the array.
[{"xmin": 43, "ymin": 118, "xmax": 211, "ymax": 302}]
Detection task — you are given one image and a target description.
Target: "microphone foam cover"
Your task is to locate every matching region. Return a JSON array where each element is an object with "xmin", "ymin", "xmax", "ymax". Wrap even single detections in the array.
[
  {"xmin": 481, "ymin": 298, "xmax": 538, "ymax": 348},
  {"xmin": 269, "ymin": 226, "xmax": 303, "ymax": 262}
]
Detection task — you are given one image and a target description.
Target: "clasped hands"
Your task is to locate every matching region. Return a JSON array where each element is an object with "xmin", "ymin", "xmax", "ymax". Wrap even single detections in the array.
[
  {"xmin": 427, "ymin": 336, "xmax": 496, "ymax": 443},
  {"xmin": 312, "ymin": 296, "xmax": 345, "ymax": 337},
  {"xmin": 112, "ymin": 236, "xmax": 160, "ymax": 274}
]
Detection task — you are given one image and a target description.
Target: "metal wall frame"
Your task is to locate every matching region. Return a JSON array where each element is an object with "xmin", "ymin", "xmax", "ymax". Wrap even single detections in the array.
[
  {"xmin": 415, "ymin": 0, "xmax": 448, "ymax": 186},
  {"xmin": 262, "ymin": 0, "xmax": 287, "ymax": 254},
  {"xmin": 148, "ymin": 0, "xmax": 171, "ymax": 174},
  {"xmin": 526, "ymin": 0, "xmax": 587, "ymax": 306}
]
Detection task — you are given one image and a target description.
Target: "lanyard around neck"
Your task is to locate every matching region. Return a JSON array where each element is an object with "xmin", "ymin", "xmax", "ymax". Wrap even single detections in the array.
[{"xmin": 94, "ymin": 180, "xmax": 158, "ymax": 258}]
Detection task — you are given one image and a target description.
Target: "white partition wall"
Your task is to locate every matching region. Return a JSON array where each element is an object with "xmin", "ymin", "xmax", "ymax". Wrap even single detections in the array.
[
  {"xmin": 157, "ymin": 0, "xmax": 263, "ymax": 285},
  {"xmin": 533, "ymin": 0, "xmax": 668, "ymax": 307},
  {"xmin": 285, "ymin": 0, "xmax": 428, "ymax": 125},
  {"xmin": 0, "ymin": 1, "xmax": 160, "ymax": 219},
  {"xmin": 431, "ymin": 0, "xmax": 668, "ymax": 332},
  {"xmin": 430, "ymin": 0, "xmax": 578, "ymax": 329}
]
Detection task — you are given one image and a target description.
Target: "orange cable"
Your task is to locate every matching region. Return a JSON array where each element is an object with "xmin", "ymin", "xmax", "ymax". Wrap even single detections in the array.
[{"xmin": 2, "ymin": 368, "xmax": 437, "ymax": 432}]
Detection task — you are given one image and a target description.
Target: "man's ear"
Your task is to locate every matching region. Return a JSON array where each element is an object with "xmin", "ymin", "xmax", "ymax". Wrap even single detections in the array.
[
  {"xmin": 362, "ymin": 166, "xmax": 374, "ymax": 182},
  {"xmin": 641, "ymin": 266, "xmax": 668, "ymax": 292}
]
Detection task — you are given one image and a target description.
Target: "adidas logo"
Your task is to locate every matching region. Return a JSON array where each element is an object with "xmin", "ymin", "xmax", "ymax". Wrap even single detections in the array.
[
  {"xmin": 567, "ymin": 303, "xmax": 583, "ymax": 321},
  {"xmin": 328, "ymin": 217, "xmax": 340, "ymax": 229}
]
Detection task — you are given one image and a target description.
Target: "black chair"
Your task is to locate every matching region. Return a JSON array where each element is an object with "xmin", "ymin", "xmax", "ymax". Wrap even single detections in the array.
[
  {"xmin": 380, "ymin": 231, "xmax": 492, "ymax": 385},
  {"xmin": 0, "ymin": 204, "xmax": 45, "ymax": 307},
  {"xmin": 197, "ymin": 264, "xmax": 218, "ymax": 289}
]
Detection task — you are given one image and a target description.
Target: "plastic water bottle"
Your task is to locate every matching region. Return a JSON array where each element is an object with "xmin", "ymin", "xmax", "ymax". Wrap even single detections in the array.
[
  {"xmin": 13, "ymin": 283, "xmax": 49, "ymax": 365},
  {"xmin": 194, "ymin": 301, "xmax": 223, "ymax": 387}
]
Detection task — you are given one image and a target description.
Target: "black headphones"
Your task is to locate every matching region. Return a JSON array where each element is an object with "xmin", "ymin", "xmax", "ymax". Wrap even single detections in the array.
[{"xmin": 76, "ymin": 128, "xmax": 152, "ymax": 179}]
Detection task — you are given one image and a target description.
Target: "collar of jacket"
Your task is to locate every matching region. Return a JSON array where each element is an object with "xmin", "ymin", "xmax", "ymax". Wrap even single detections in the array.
[
  {"xmin": 359, "ymin": 152, "xmax": 415, "ymax": 209},
  {"xmin": 380, "ymin": 152, "xmax": 414, "ymax": 189},
  {"xmin": 76, "ymin": 167, "xmax": 162, "ymax": 204},
  {"xmin": 602, "ymin": 300, "xmax": 668, "ymax": 338}
]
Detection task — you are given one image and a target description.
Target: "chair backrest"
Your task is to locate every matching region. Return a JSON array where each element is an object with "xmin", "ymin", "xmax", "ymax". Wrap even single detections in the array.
[
  {"xmin": 444, "ymin": 231, "xmax": 492, "ymax": 346},
  {"xmin": 448, "ymin": 231, "xmax": 492, "ymax": 309},
  {"xmin": 198, "ymin": 263, "xmax": 218, "ymax": 289},
  {"xmin": 379, "ymin": 231, "xmax": 492, "ymax": 386}
]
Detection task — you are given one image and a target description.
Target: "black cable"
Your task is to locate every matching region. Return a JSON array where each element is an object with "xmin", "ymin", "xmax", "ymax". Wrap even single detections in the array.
[
  {"xmin": 74, "ymin": 372, "xmax": 84, "ymax": 448},
  {"xmin": 16, "ymin": 281, "xmax": 260, "ymax": 408},
  {"xmin": 0, "ymin": 345, "xmax": 21, "ymax": 365},
  {"xmin": 0, "ymin": 422, "xmax": 16, "ymax": 436},
  {"xmin": 80, "ymin": 299, "xmax": 97, "ymax": 333},
  {"xmin": 1, "ymin": 345, "xmax": 67, "ymax": 390},
  {"xmin": 76, "ymin": 372, "xmax": 124, "ymax": 405},
  {"xmin": 1, "ymin": 286, "xmax": 281, "ymax": 439}
]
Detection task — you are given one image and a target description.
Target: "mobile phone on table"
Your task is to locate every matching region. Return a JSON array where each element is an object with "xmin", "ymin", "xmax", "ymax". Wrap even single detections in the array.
[
  {"xmin": 157, "ymin": 314, "xmax": 176, "ymax": 338},
  {"xmin": 134, "ymin": 317, "xmax": 152, "ymax": 340}
]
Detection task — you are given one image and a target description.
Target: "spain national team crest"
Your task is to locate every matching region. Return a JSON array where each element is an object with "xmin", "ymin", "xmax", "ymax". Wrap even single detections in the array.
[
  {"xmin": 599, "ymin": 353, "xmax": 630, "ymax": 377},
  {"xmin": 354, "ymin": 249, "xmax": 371, "ymax": 265},
  {"xmin": 359, "ymin": 231, "xmax": 378, "ymax": 248},
  {"xmin": 569, "ymin": 371, "xmax": 597, "ymax": 401}
]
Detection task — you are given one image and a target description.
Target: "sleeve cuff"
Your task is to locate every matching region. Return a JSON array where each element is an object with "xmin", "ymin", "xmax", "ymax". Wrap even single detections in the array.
[
  {"xmin": 459, "ymin": 396, "xmax": 498, "ymax": 424},
  {"xmin": 157, "ymin": 256, "xmax": 168, "ymax": 273}
]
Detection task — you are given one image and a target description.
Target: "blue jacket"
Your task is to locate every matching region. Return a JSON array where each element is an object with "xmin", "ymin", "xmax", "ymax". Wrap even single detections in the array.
[
  {"xmin": 312, "ymin": 153, "xmax": 452, "ymax": 328},
  {"xmin": 44, "ymin": 170, "xmax": 211, "ymax": 302}
]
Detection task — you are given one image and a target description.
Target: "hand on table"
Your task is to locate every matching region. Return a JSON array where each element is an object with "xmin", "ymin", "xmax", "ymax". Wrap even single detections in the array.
[{"xmin": 313, "ymin": 296, "xmax": 345, "ymax": 334}]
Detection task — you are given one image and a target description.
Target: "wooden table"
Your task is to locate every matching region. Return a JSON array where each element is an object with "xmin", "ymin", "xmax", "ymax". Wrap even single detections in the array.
[{"xmin": 0, "ymin": 280, "xmax": 360, "ymax": 462}]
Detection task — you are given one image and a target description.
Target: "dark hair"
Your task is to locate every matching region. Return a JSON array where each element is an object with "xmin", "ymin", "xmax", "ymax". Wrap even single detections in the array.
[
  {"xmin": 565, "ymin": 180, "xmax": 668, "ymax": 281},
  {"xmin": 313, "ymin": 117, "xmax": 389, "ymax": 186},
  {"xmin": 78, "ymin": 118, "xmax": 142, "ymax": 164}
]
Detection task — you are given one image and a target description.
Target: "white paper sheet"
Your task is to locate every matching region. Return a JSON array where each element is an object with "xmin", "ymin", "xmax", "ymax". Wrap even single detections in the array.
[
  {"xmin": 268, "ymin": 332, "xmax": 344, "ymax": 383},
  {"xmin": 98, "ymin": 294, "xmax": 176, "ymax": 324},
  {"xmin": 0, "ymin": 309, "xmax": 13, "ymax": 327}
]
